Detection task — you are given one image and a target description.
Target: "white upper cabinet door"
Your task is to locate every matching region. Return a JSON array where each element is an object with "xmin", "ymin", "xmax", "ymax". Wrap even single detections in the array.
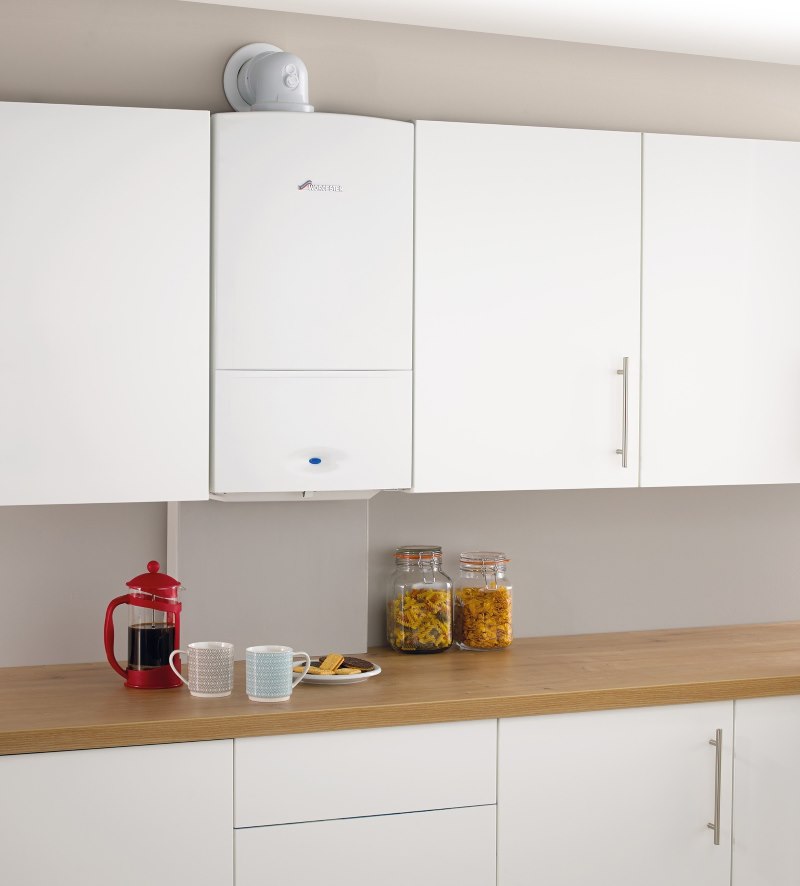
[
  {"xmin": 499, "ymin": 703, "xmax": 733, "ymax": 886},
  {"xmin": 732, "ymin": 696, "xmax": 800, "ymax": 886},
  {"xmin": 641, "ymin": 134, "xmax": 800, "ymax": 487},
  {"xmin": 0, "ymin": 102, "xmax": 209, "ymax": 505},
  {"xmin": 414, "ymin": 121, "xmax": 641, "ymax": 492},
  {"xmin": 214, "ymin": 112, "xmax": 412, "ymax": 371}
]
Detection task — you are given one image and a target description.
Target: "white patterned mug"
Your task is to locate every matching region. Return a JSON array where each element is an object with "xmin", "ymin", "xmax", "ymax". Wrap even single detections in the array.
[
  {"xmin": 246, "ymin": 645, "xmax": 311, "ymax": 702},
  {"xmin": 169, "ymin": 642, "xmax": 234, "ymax": 698}
]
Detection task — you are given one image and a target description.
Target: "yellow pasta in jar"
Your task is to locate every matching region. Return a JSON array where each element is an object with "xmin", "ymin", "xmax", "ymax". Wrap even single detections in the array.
[
  {"xmin": 454, "ymin": 586, "xmax": 512, "ymax": 650},
  {"xmin": 388, "ymin": 587, "xmax": 452, "ymax": 653}
]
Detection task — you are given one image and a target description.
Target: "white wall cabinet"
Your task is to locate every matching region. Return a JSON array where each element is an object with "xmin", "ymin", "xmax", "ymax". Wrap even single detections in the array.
[
  {"xmin": 414, "ymin": 121, "xmax": 641, "ymax": 492},
  {"xmin": 732, "ymin": 695, "xmax": 800, "ymax": 886},
  {"xmin": 0, "ymin": 740, "xmax": 233, "ymax": 886},
  {"xmin": 641, "ymin": 134, "xmax": 800, "ymax": 487},
  {"xmin": 498, "ymin": 702, "xmax": 733, "ymax": 886},
  {"xmin": 0, "ymin": 101, "xmax": 210, "ymax": 505},
  {"xmin": 235, "ymin": 805, "xmax": 496, "ymax": 886}
]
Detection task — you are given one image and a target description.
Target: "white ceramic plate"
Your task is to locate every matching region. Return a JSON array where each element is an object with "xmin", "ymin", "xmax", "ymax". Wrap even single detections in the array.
[{"xmin": 301, "ymin": 663, "xmax": 382, "ymax": 685}]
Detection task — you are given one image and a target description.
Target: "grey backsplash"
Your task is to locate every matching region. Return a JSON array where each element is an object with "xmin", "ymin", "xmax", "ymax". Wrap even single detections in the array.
[
  {"xmin": 367, "ymin": 486, "xmax": 800, "ymax": 647},
  {"xmin": 1, "ymin": 485, "xmax": 800, "ymax": 667},
  {"xmin": 178, "ymin": 500, "xmax": 369, "ymax": 657},
  {"xmin": 0, "ymin": 502, "xmax": 167, "ymax": 667}
]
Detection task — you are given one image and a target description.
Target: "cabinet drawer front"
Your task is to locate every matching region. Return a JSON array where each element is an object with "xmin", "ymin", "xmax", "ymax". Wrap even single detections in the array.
[
  {"xmin": 235, "ymin": 805, "xmax": 496, "ymax": 886},
  {"xmin": 234, "ymin": 720, "xmax": 496, "ymax": 827}
]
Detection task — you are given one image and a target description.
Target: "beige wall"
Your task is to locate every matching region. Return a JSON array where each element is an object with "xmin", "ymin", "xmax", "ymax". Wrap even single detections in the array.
[
  {"xmin": 4, "ymin": 0, "xmax": 800, "ymax": 140},
  {"xmin": 2, "ymin": 0, "xmax": 800, "ymax": 666}
]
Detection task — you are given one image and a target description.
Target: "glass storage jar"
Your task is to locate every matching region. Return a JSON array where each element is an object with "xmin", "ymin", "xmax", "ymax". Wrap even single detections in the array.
[
  {"xmin": 454, "ymin": 552, "xmax": 513, "ymax": 651},
  {"xmin": 387, "ymin": 546, "xmax": 453, "ymax": 653}
]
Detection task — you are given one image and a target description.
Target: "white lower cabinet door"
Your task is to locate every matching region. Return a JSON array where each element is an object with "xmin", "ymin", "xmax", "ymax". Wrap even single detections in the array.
[
  {"xmin": 498, "ymin": 703, "xmax": 733, "ymax": 886},
  {"xmin": 0, "ymin": 741, "xmax": 233, "ymax": 886},
  {"xmin": 732, "ymin": 696, "xmax": 800, "ymax": 886},
  {"xmin": 235, "ymin": 805, "xmax": 496, "ymax": 885}
]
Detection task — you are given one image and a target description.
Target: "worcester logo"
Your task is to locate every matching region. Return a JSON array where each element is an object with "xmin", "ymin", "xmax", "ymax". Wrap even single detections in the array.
[{"xmin": 298, "ymin": 180, "xmax": 343, "ymax": 192}]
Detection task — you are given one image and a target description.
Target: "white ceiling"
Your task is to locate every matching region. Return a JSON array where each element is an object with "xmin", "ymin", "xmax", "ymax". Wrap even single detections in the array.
[{"xmin": 182, "ymin": 0, "xmax": 800, "ymax": 64}]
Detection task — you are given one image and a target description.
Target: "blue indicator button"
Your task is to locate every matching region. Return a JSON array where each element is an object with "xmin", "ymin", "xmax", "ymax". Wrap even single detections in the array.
[{"xmin": 308, "ymin": 457, "xmax": 322, "ymax": 465}]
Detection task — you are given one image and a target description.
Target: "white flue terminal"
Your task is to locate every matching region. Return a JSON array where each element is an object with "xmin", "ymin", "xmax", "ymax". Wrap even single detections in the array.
[{"xmin": 223, "ymin": 43, "xmax": 314, "ymax": 113}]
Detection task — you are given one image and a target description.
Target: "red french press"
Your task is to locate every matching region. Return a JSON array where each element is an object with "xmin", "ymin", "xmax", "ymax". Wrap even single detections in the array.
[{"xmin": 104, "ymin": 560, "xmax": 184, "ymax": 689}]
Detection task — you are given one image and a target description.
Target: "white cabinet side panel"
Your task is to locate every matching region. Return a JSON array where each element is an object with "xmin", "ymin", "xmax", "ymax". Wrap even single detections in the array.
[
  {"xmin": 0, "ymin": 102, "xmax": 210, "ymax": 505},
  {"xmin": 498, "ymin": 703, "xmax": 733, "ymax": 886},
  {"xmin": 641, "ymin": 134, "xmax": 800, "ymax": 487},
  {"xmin": 733, "ymin": 696, "xmax": 800, "ymax": 886},
  {"xmin": 0, "ymin": 741, "xmax": 233, "ymax": 886},
  {"xmin": 414, "ymin": 121, "xmax": 641, "ymax": 492}
]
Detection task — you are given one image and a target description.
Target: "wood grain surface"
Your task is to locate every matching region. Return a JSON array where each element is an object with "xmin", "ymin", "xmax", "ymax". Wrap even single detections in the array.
[{"xmin": 2, "ymin": 622, "xmax": 800, "ymax": 755}]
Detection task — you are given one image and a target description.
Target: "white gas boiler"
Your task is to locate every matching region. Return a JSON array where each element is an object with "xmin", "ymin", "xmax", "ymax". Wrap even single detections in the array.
[{"xmin": 211, "ymin": 110, "xmax": 413, "ymax": 498}]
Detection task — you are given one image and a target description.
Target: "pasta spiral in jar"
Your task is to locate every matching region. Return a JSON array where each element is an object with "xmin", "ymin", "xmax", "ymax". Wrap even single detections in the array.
[
  {"xmin": 454, "ymin": 552, "xmax": 513, "ymax": 651},
  {"xmin": 387, "ymin": 547, "xmax": 453, "ymax": 653}
]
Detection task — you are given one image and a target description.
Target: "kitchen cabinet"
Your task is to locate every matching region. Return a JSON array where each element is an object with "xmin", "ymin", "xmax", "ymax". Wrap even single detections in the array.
[
  {"xmin": 0, "ymin": 740, "xmax": 233, "ymax": 885},
  {"xmin": 498, "ymin": 702, "xmax": 733, "ymax": 886},
  {"xmin": 732, "ymin": 695, "xmax": 800, "ymax": 885},
  {"xmin": 641, "ymin": 134, "xmax": 800, "ymax": 487},
  {"xmin": 413, "ymin": 121, "xmax": 641, "ymax": 492},
  {"xmin": 0, "ymin": 101, "xmax": 209, "ymax": 505},
  {"xmin": 235, "ymin": 805, "xmax": 496, "ymax": 886}
]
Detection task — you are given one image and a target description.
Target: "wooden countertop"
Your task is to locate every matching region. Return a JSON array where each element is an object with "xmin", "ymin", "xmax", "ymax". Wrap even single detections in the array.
[{"xmin": 3, "ymin": 622, "xmax": 800, "ymax": 755}]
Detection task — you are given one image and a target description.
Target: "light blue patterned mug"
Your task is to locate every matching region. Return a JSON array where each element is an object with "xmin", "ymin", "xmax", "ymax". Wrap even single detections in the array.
[{"xmin": 246, "ymin": 645, "xmax": 311, "ymax": 702}]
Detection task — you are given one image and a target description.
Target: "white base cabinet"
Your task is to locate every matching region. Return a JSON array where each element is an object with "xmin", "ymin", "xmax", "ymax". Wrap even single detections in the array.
[
  {"xmin": 732, "ymin": 696, "xmax": 800, "ymax": 886},
  {"xmin": 6, "ymin": 698, "xmax": 800, "ymax": 885},
  {"xmin": 235, "ymin": 806, "xmax": 496, "ymax": 886},
  {"xmin": 0, "ymin": 741, "xmax": 233, "ymax": 886},
  {"xmin": 498, "ymin": 703, "xmax": 733, "ymax": 886}
]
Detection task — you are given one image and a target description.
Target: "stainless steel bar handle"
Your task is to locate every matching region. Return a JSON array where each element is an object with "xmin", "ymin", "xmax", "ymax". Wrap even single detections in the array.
[
  {"xmin": 615, "ymin": 357, "xmax": 629, "ymax": 468},
  {"xmin": 707, "ymin": 729, "xmax": 722, "ymax": 845}
]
